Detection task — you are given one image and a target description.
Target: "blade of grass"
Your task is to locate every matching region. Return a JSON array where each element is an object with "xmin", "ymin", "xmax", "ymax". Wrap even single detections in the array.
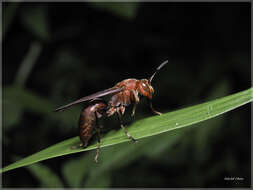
[
  {"xmin": 1, "ymin": 87, "xmax": 252, "ymax": 173},
  {"xmin": 14, "ymin": 41, "xmax": 42, "ymax": 87}
]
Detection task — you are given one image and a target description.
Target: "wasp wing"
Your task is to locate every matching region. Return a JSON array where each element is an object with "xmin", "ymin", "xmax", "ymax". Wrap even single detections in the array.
[{"xmin": 54, "ymin": 87, "xmax": 124, "ymax": 112}]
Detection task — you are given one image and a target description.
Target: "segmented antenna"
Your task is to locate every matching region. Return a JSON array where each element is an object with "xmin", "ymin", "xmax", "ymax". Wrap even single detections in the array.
[{"xmin": 149, "ymin": 60, "xmax": 168, "ymax": 83}]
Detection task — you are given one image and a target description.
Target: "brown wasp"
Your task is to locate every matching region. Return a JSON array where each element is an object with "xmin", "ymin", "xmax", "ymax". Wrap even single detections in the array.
[{"xmin": 54, "ymin": 60, "xmax": 168, "ymax": 162}]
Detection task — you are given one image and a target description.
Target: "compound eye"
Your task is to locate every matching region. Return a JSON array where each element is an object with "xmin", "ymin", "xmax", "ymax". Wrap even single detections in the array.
[{"xmin": 141, "ymin": 82, "xmax": 149, "ymax": 92}]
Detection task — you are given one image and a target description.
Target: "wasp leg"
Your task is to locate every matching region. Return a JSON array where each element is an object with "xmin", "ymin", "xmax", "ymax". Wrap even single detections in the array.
[
  {"xmin": 71, "ymin": 142, "xmax": 85, "ymax": 150},
  {"xmin": 131, "ymin": 90, "xmax": 139, "ymax": 117},
  {"xmin": 94, "ymin": 128, "xmax": 101, "ymax": 163},
  {"xmin": 149, "ymin": 99, "xmax": 162, "ymax": 115},
  {"xmin": 94, "ymin": 111, "xmax": 101, "ymax": 163},
  {"xmin": 117, "ymin": 108, "xmax": 138, "ymax": 143}
]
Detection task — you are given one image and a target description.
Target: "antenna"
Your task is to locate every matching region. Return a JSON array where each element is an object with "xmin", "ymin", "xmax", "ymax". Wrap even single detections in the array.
[{"xmin": 149, "ymin": 60, "xmax": 168, "ymax": 83}]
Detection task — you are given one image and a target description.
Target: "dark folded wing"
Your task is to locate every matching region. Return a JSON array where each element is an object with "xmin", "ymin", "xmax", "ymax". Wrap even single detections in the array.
[{"xmin": 54, "ymin": 87, "xmax": 124, "ymax": 112}]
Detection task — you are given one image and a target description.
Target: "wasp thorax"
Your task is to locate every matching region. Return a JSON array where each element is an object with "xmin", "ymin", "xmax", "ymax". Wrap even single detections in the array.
[{"xmin": 138, "ymin": 79, "xmax": 154, "ymax": 99}]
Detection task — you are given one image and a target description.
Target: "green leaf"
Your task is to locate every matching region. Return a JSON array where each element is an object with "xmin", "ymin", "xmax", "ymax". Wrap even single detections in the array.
[{"xmin": 1, "ymin": 87, "xmax": 252, "ymax": 173}]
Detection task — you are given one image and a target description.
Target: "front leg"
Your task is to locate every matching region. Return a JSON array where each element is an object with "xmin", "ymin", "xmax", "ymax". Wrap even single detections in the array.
[
  {"xmin": 149, "ymin": 99, "xmax": 162, "ymax": 115},
  {"xmin": 130, "ymin": 90, "xmax": 139, "ymax": 117}
]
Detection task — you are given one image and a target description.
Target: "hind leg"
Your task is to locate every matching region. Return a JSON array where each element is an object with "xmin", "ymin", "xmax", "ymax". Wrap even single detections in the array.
[
  {"xmin": 94, "ymin": 127, "xmax": 101, "ymax": 163},
  {"xmin": 94, "ymin": 111, "xmax": 102, "ymax": 163}
]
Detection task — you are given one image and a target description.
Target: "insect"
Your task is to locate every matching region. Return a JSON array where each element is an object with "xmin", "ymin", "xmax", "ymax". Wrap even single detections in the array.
[{"xmin": 55, "ymin": 60, "xmax": 168, "ymax": 161}]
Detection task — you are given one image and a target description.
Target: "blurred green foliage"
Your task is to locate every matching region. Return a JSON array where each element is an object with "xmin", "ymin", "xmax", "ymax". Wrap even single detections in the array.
[
  {"xmin": 2, "ymin": 2, "xmax": 251, "ymax": 188},
  {"xmin": 27, "ymin": 163, "xmax": 64, "ymax": 187},
  {"xmin": 90, "ymin": 2, "xmax": 138, "ymax": 20},
  {"xmin": 21, "ymin": 5, "xmax": 50, "ymax": 41}
]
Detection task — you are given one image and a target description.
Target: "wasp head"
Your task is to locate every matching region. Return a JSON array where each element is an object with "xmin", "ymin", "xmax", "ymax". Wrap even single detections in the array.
[
  {"xmin": 138, "ymin": 79, "xmax": 154, "ymax": 99},
  {"xmin": 138, "ymin": 60, "xmax": 168, "ymax": 99}
]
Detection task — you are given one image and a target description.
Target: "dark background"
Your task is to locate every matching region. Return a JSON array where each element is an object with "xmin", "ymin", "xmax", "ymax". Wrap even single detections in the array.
[{"xmin": 2, "ymin": 2, "xmax": 251, "ymax": 188}]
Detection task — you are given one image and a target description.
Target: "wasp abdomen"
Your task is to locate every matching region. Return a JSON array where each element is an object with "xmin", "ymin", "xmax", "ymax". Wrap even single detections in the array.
[
  {"xmin": 79, "ymin": 108, "xmax": 96, "ymax": 147},
  {"xmin": 78, "ymin": 101, "xmax": 107, "ymax": 147}
]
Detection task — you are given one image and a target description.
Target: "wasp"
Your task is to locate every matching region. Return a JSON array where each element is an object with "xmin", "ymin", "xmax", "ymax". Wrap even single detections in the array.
[{"xmin": 55, "ymin": 60, "xmax": 168, "ymax": 162}]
